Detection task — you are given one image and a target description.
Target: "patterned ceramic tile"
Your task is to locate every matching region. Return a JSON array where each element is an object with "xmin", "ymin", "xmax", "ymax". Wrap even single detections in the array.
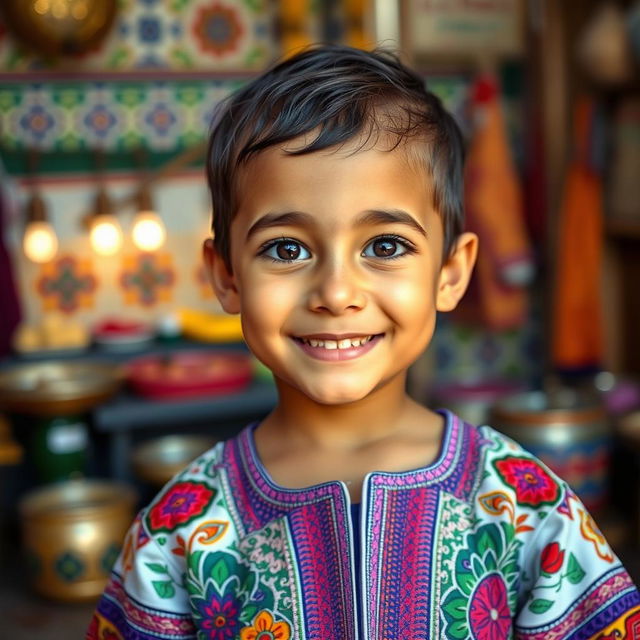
[
  {"xmin": 36, "ymin": 256, "xmax": 98, "ymax": 314},
  {"xmin": 120, "ymin": 252, "xmax": 175, "ymax": 307},
  {"xmin": 0, "ymin": 78, "xmax": 243, "ymax": 153}
]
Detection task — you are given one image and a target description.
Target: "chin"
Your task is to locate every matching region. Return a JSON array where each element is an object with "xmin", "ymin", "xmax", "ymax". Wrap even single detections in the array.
[{"xmin": 300, "ymin": 382, "xmax": 374, "ymax": 406}]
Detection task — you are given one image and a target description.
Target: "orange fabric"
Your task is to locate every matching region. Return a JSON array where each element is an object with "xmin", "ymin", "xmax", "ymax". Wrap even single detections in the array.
[
  {"xmin": 456, "ymin": 75, "xmax": 531, "ymax": 329},
  {"xmin": 280, "ymin": 0, "xmax": 312, "ymax": 56},
  {"xmin": 551, "ymin": 99, "xmax": 604, "ymax": 369}
]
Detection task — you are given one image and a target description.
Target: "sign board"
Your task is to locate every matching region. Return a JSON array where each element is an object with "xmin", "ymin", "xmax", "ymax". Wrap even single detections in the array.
[{"xmin": 406, "ymin": 0, "xmax": 524, "ymax": 57}]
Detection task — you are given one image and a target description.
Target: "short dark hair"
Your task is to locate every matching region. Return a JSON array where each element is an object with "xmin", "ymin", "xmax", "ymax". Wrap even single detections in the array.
[{"xmin": 207, "ymin": 44, "xmax": 465, "ymax": 270}]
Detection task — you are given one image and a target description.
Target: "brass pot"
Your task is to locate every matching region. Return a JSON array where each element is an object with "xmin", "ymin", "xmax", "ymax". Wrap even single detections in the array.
[
  {"xmin": 19, "ymin": 479, "xmax": 136, "ymax": 602},
  {"xmin": 132, "ymin": 435, "xmax": 218, "ymax": 486},
  {"xmin": 0, "ymin": 0, "xmax": 118, "ymax": 57}
]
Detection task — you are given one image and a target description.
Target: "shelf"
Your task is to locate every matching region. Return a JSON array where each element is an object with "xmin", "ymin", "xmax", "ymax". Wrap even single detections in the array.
[{"xmin": 605, "ymin": 217, "xmax": 640, "ymax": 240}]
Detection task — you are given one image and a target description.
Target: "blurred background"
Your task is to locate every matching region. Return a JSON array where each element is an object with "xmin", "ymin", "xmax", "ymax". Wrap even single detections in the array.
[{"xmin": 1, "ymin": 0, "xmax": 640, "ymax": 636}]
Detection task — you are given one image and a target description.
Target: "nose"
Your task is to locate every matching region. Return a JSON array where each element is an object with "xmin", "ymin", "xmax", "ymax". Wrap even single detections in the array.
[{"xmin": 307, "ymin": 258, "xmax": 367, "ymax": 315}]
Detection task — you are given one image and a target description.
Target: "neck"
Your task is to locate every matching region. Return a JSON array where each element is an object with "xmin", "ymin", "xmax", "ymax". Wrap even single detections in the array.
[{"xmin": 260, "ymin": 372, "xmax": 428, "ymax": 451}]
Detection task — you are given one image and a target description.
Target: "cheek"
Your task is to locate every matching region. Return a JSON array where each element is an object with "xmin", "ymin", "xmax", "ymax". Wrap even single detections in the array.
[
  {"xmin": 239, "ymin": 274, "xmax": 301, "ymax": 331},
  {"xmin": 382, "ymin": 270, "xmax": 437, "ymax": 322}
]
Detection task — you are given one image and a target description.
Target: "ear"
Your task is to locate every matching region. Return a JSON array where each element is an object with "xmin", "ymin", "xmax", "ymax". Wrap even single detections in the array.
[
  {"xmin": 436, "ymin": 232, "xmax": 478, "ymax": 312},
  {"xmin": 203, "ymin": 238, "xmax": 240, "ymax": 314}
]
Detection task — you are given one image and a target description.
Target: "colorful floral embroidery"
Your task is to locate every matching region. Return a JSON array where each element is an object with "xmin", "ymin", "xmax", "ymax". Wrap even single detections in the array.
[
  {"xmin": 186, "ymin": 546, "xmax": 294, "ymax": 637},
  {"xmin": 578, "ymin": 507, "xmax": 614, "ymax": 563},
  {"xmin": 468, "ymin": 573, "xmax": 511, "ymax": 640},
  {"xmin": 240, "ymin": 610, "xmax": 291, "ymax": 640},
  {"xmin": 540, "ymin": 542, "xmax": 565, "ymax": 575},
  {"xmin": 442, "ymin": 522, "xmax": 521, "ymax": 638},
  {"xmin": 121, "ymin": 512, "xmax": 150, "ymax": 575},
  {"xmin": 493, "ymin": 456, "xmax": 560, "ymax": 507},
  {"xmin": 147, "ymin": 481, "xmax": 215, "ymax": 533},
  {"xmin": 193, "ymin": 584, "xmax": 242, "ymax": 640},
  {"xmin": 526, "ymin": 551, "xmax": 586, "ymax": 614},
  {"xmin": 478, "ymin": 491, "xmax": 535, "ymax": 534}
]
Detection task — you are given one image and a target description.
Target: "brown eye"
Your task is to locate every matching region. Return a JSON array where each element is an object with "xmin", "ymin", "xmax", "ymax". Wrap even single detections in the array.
[
  {"xmin": 362, "ymin": 236, "xmax": 413, "ymax": 259},
  {"xmin": 372, "ymin": 239, "xmax": 397, "ymax": 257},
  {"xmin": 277, "ymin": 241, "xmax": 301, "ymax": 260},
  {"xmin": 261, "ymin": 239, "xmax": 310, "ymax": 262}
]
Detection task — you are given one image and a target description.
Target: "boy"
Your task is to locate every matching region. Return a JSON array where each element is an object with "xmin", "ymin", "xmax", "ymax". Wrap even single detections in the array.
[{"xmin": 89, "ymin": 45, "xmax": 639, "ymax": 639}]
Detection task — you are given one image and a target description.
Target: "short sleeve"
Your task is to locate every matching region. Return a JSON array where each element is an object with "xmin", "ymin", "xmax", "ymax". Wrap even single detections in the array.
[
  {"xmin": 514, "ymin": 486, "xmax": 640, "ymax": 640},
  {"xmin": 87, "ymin": 509, "xmax": 197, "ymax": 639}
]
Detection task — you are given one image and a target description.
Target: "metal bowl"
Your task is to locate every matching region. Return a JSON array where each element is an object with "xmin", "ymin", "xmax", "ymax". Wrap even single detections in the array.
[
  {"xmin": 132, "ymin": 435, "xmax": 218, "ymax": 486},
  {"xmin": 0, "ymin": 360, "xmax": 123, "ymax": 416},
  {"xmin": 0, "ymin": 0, "xmax": 118, "ymax": 57},
  {"xmin": 490, "ymin": 389, "xmax": 610, "ymax": 513},
  {"xmin": 19, "ymin": 479, "xmax": 137, "ymax": 602}
]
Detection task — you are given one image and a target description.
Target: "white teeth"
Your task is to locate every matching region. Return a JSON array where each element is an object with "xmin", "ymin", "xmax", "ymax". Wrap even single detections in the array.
[{"xmin": 301, "ymin": 335, "xmax": 376, "ymax": 349}]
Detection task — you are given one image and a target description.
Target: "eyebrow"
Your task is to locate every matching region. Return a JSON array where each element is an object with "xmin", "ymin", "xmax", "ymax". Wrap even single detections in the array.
[
  {"xmin": 356, "ymin": 209, "xmax": 427, "ymax": 237},
  {"xmin": 245, "ymin": 208, "xmax": 427, "ymax": 240},
  {"xmin": 246, "ymin": 211, "xmax": 314, "ymax": 240}
]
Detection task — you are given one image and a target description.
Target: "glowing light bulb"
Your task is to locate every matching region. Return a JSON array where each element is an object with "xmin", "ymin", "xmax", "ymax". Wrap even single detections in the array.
[
  {"xmin": 132, "ymin": 211, "xmax": 166, "ymax": 252},
  {"xmin": 90, "ymin": 214, "xmax": 123, "ymax": 256},
  {"xmin": 23, "ymin": 221, "xmax": 58, "ymax": 263}
]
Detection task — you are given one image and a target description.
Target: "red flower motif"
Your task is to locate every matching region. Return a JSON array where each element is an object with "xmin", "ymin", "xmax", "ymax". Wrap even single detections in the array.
[
  {"xmin": 540, "ymin": 542, "xmax": 565, "ymax": 574},
  {"xmin": 494, "ymin": 456, "xmax": 560, "ymax": 507},
  {"xmin": 468, "ymin": 573, "xmax": 511, "ymax": 640},
  {"xmin": 147, "ymin": 481, "xmax": 215, "ymax": 533},
  {"xmin": 192, "ymin": 2, "xmax": 244, "ymax": 57}
]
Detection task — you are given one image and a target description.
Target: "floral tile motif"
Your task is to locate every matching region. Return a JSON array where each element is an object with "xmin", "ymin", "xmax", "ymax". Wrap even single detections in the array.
[
  {"xmin": 120, "ymin": 252, "xmax": 175, "ymax": 307},
  {"xmin": 36, "ymin": 256, "xmax": 97, "ymax": 314},
  {"xmin": 0, "ymin": 0, "xmax": 276, "ymax": 72},
  {"xmin": 0, "ymin": 78, "xmax": 245, "ymax": 153}
]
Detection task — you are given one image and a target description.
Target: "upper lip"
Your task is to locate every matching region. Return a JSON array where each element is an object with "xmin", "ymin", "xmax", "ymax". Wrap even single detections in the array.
[{"xmin": 294, "ymin": 333, "xmax": 382, "ymax": 340}]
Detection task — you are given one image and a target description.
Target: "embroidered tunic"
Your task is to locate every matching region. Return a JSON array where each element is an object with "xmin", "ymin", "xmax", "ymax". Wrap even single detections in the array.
[{"xmin": 88, "ymin": 411, "xmax": 640, "ymax": 639}]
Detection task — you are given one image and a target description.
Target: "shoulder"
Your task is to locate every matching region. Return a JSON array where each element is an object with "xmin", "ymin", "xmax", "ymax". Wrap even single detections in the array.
[
  {"xmin": 140, "ymin": 431, "xmax": 249, "ymax": 556},
  {"xmin": 472, "ymin": 423, "xmax": 566, "ymax": 510}
]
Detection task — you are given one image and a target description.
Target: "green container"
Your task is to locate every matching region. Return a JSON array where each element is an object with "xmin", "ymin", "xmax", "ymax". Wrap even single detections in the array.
[{"xmin": 31, "ymin": 415, "xmax": 89, "ymax": 482}]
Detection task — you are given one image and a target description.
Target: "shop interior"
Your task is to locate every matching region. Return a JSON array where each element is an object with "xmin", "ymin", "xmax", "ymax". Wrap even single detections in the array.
[{"xmin": 1, "ymin": 0, "xmax": 640, "ymax": 637}]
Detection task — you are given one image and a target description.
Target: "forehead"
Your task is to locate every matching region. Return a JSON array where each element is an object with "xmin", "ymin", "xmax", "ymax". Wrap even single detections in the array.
[{"xmin": 233, "ymin": 137, "xmax": 433, "ymax": 228}]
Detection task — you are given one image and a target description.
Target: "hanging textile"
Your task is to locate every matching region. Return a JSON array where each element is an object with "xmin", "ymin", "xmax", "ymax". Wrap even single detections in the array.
[{"xmin": 551, "ymin": 98, "xmax": 604, "ymax": 371}]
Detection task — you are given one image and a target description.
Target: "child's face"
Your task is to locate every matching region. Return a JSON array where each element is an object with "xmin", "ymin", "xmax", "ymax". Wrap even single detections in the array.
[{"xmin": 206, "ymin": 137, "xmax": 476, "ymax": 406}]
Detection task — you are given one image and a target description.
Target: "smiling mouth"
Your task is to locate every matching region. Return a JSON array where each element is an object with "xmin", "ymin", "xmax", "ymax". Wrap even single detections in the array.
[{"xmin": 293, "ymin": 334, "xmax": 383, "ymax": 350}]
